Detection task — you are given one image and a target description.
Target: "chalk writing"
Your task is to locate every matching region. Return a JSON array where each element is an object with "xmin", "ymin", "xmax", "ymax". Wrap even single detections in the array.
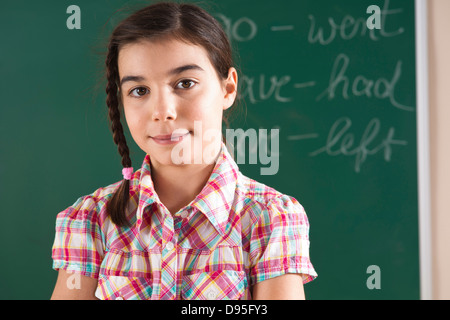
[
  {"xmin": 215, "ymin": 14, "xmax": 257, "ymax": 42},
  {"xmin": 316, "ymin": 53, "xmax": 413, "ymax": 112},
  {"xmin": 216, "ymin": 0, "xmax": 413, "ymax": 173},
  {"xmin": 309, "ymin": 117, "xmax": 408, "ymax": 173},
  {"xmin": 308, "ymin": 0, "xmax": 404, "ymax": 45},
  {"xmin": 240, "ymin": 74, "xmax": 292, "ymax": 104}
]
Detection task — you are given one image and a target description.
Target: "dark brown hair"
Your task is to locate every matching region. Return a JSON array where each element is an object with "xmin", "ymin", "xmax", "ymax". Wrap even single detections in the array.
[{"xmin": 105, "ymin": 1, "xmax": 234, "ymax": 227}]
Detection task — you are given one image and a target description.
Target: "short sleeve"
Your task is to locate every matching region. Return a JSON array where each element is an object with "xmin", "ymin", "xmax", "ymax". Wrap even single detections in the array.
[
  {"xmin": 51, "ymin": 195, "xmax": 105, "ymax": 279},
  {"xmin": 248, "ymin": 195, "xmax": 317, "ymax": 285}
]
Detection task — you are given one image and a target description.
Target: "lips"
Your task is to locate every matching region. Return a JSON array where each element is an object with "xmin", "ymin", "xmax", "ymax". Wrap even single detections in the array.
[
  {"xmin": 152, "ymin": 132, "xmax": 189, "ymax": 140},
  {"xmin": 153, "ymin": 134, "xmax": 176, "ymax": 140},
  {"xmin": 150, "ymin": 131, "xmax": 190, "ymax": 144}
]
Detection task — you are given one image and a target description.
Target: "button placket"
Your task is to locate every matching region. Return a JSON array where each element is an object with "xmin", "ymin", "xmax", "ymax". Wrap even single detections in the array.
[{"xmin": 160, "ymin": 238, "xmax": 178, "ymax": 299}]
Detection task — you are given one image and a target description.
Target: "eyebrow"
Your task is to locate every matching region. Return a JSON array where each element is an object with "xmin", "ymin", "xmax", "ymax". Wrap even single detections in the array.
[
  {"xmin": 168, "ymin": 64, "xmax": 204, "ymax": 76},
  {"xmin": 120, "ymin": 64, "xmax": 204, "ymax": 88},
  {"xmin": 120, "ymin": 75, "xmax": 146, "ymax": 87}
]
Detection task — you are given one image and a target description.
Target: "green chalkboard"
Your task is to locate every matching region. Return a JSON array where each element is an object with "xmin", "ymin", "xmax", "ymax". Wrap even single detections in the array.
[{"xmin": 0, "ymin": 0, "xmax": 421, "ymax": 299}]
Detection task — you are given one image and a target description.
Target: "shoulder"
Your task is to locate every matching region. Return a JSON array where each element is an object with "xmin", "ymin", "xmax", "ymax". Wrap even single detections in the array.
[
  {"xmin": 235, "ymin": 172, "xmax": 309, "ymax": 228},
  {"xmin": 235, "ymin": 173, "xmax": 317, "ymax": 285},
  {"xmin": 55, "ymin": 165, "xmax": 146, "ymax": 231},
  {"xmin": 55, "ymin": 179, "xmax": 123, "ymax": 228},
  {"xmin": 52, "ymin": 179, "xmax": 126, "ymax": 279}
]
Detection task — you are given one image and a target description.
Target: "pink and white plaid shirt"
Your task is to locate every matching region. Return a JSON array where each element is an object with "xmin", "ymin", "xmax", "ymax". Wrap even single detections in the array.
[{"xmin": 52, "ymin": 142, "xmax": 317, "ymax": 300}]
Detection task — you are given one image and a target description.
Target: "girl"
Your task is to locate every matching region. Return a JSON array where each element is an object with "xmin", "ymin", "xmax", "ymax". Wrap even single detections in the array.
[{"xmin": 51, "ymin": 1, "xmax": 317, "ymax": 300}]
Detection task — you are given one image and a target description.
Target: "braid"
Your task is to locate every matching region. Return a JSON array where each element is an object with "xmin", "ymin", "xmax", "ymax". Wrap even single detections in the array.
[{"xmin": 105, "ymin": 43, "xmax": 132, "ymax": 227}]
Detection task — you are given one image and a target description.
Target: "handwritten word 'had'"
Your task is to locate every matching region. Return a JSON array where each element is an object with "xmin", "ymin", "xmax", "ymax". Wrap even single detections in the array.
[
  {"xmin": 316, "ymin": 53, "xmax": 413, "ymax": 112},
  {"xmin": 309, "ymin": 117, "xmax": 408, "ymax": 173}
]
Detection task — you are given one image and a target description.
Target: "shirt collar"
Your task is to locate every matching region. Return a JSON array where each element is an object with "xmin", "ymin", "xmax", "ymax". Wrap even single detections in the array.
[{"xmin": 136, "ymin": 142, "xmax": 239, "ymax": 236}]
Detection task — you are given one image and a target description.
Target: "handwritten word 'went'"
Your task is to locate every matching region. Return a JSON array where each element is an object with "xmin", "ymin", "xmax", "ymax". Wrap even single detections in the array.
[
  {"xmin": 316, "ymin": 53, "xmax": 413, "ymax": 112},
  {"xmin": 309, "ymin": 117, "xmax": 407, "ymax": 173},
  {"xmin": 308, "ymin": 0, "xmax": 404, "ymax": 45}
]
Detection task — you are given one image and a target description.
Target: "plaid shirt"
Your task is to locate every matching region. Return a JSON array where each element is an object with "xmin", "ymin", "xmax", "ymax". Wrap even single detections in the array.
[{"xmin": 52, "ymin": 142, "xmax": 317, "ymax": 300}]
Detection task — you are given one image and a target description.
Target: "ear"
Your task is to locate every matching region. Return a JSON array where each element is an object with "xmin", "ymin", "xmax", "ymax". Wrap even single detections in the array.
[{"xmin": 222, "ymin": 67, "xmax": 238, "ymax": 111}]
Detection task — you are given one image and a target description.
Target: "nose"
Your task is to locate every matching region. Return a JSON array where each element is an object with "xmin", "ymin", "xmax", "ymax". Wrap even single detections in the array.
[{"xmin": 151, "ymin": 89, "xmax": 177, "ymax": 122}]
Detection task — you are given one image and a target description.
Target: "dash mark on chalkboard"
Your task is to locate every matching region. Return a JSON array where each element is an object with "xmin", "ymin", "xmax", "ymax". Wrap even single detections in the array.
[
  {"xmin": 294, "ymin": 81, "xmax": 316, "ymax": 88},
  {"xmin": 287, "ymin": 133, "xmax": 319, "ymax": 141},
  {"xmin": 271, "ymin": 25, "xmax": 294, "ymax": 31}
]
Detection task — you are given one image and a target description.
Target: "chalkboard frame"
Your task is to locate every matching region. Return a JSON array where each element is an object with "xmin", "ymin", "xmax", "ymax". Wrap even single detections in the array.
[{"xmin": 415, "ymin": 0, "xmax": 432, "ymax": 300}]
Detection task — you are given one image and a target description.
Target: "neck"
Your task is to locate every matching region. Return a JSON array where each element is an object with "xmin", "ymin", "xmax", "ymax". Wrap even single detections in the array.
[{"xmin": 151, "ymin": 161, "xmax": 216, "ymax": 215}]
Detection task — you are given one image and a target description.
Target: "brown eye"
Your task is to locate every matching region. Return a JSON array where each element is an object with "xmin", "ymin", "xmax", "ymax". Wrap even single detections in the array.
[
  {"xmin": 176, "ymin": 80, "xmax": 196, "ymax": 89},
  {"xmin": 130, "ymin": 87, "xmax": 148, "ymax": 97}
]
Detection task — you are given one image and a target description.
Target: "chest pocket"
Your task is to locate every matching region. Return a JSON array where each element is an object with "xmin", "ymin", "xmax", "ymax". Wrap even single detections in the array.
[
  {"xmin": 95, "ymin": 249, "xmax": 154, "ymax": 300},
  {"xmin": 95, "ymin": 275, "xmax": 153, "ymax": 300},
  {"xmin": 181, "ymin": 270, "xmax": 247, "ymax": 300}
]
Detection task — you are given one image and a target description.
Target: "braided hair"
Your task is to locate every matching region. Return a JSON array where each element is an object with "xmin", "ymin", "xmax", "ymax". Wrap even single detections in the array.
[{"xmin": 105, "ymin": 42, "xmax": 132, "ymax": 227}]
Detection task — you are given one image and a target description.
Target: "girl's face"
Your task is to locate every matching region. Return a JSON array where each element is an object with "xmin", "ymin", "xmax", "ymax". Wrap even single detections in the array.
[{"xmin": 118, "ymin": 38, "xmax": 237, "ymax": 169}]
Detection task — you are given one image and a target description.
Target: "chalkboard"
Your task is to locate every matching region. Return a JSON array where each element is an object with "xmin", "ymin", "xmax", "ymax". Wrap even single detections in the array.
[{"xmin": 0, "ymin": 0, "xmax": 427, "ymax": 299}]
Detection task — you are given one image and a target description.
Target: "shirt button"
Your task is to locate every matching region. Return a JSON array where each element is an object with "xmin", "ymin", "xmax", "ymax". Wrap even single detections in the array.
[
  {"xmin": 115, "ymin": 296, "xmax": 124, "ymax": 300},
  {"xmin": 181, "ymin": 211, "xmax": 188, "ymax": 219},
  {"xmin": 165, "ymin": 242, "xmax": 174, "ymax": 251},
  {"xmin": 206, "ymin": 289, "xmax": 217, "ymax": 300}
]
